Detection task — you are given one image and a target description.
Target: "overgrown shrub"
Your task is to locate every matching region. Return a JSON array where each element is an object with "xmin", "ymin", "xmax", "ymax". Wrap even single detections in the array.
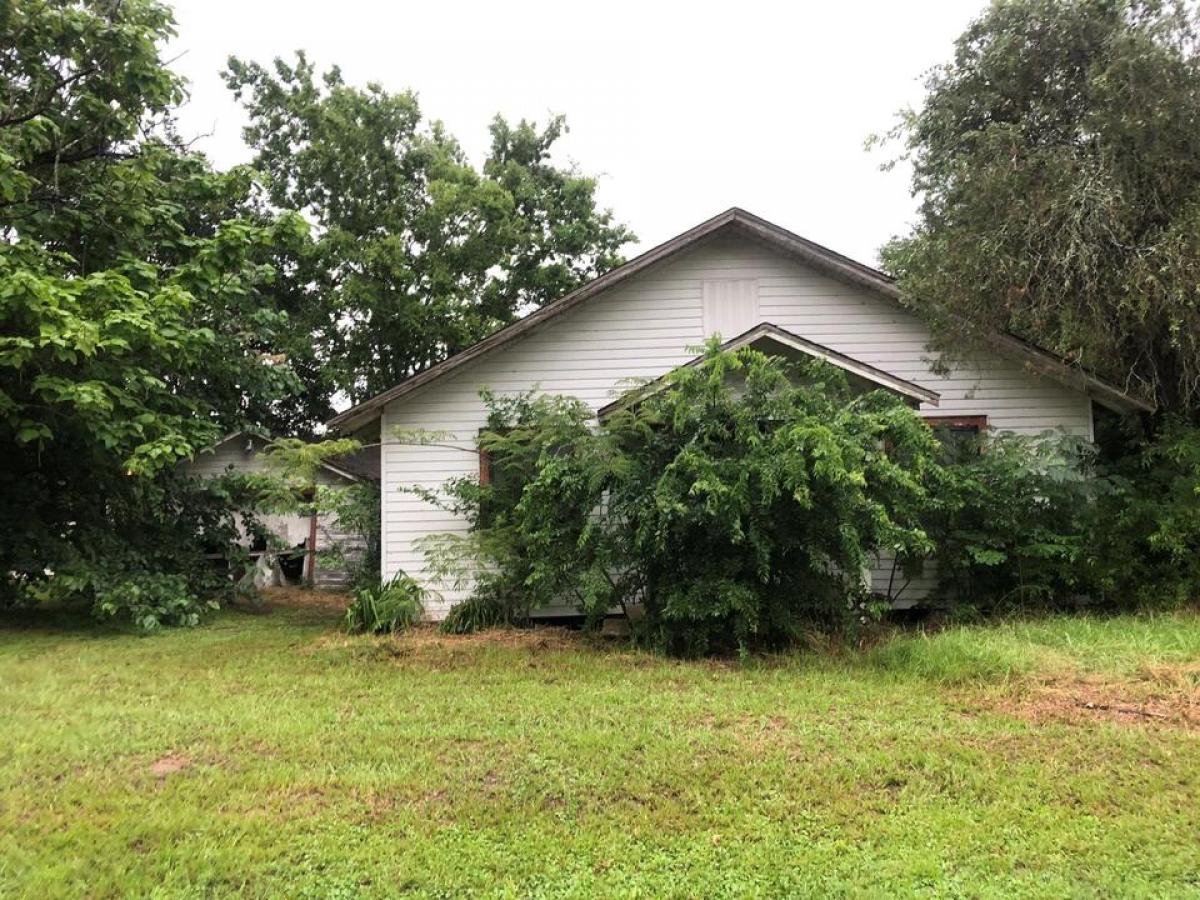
[
  {"xmin": 344, "ymin": 573, "xmax": 427, "ymax": 634},
  {"xmin": 885, "ymin": 422, "xmax": 1200, "ymax": 616},
  {"xmin": 608, "ymin": 349, "xmax": 952, "ymax": 654},
  {"xmin": 919, "ymin": 431, "xmax": 1105, "ymax": 614},
  {"xmin": 424, "ymin": 343, "xmax": 946, "ymax": 656},
  {"xmin": 94, "ymin": 573, "xmax": 217, "ymax": 631},
  {"xmin": 1088, "ymin": 421, "xmax": 1200, "ymax": 607},
  {"xmin": 417, "ymin": 390, "xmax": 599, "ymax": 628}
]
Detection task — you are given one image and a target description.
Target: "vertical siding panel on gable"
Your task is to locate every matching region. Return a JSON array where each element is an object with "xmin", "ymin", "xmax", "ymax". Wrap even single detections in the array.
[
  {"xmin": 379, "ymin": 235, "xmax": 1095, "ymax": 617},
  {"xmin": 702, "ymin": 278, "xmax": 759, "ymax": 341}
]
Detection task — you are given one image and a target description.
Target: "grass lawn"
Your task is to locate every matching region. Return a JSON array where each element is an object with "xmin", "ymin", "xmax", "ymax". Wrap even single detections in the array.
[{"xmin": 2, "ymin": 594, "xmax": 1199, "ymax": 898}]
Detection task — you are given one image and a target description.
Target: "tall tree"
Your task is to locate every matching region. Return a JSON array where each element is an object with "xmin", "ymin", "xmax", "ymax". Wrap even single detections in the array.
[
  {"xmin": 881, "ymin": 0, "xmax": 1200, "ymax": 415},
  {"xmin": 224, "ymin": 54, "xmax": 634, "ymax": 427},
  {"xmin": 0, "ymin": 0, "xmax": 305, "ymax": 625}
]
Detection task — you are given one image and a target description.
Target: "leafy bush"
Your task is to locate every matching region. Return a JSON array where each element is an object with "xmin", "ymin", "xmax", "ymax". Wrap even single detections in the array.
[
  {"xmin": 425, "ymin": 343, "xmax": 946, "ymax": 656},
  {"xmin": 919, "ymin": 431, "xmax": 1105, "ymax": 614},
  {"xmin": 416, "ymin": 389, "xmax": 599, "ymax": 628},
  {"xmin": 604, "ymin": 348, "xmax": 948, "ymax": 655},
  {"xmin": 344, "ymin": 573, "xmax": 426, "ymax": 634},
  {"xmin": 440, "ymin": 594, "xmax": 510, "ymax": 635},
  {"xmin": 907, "ymin": 422, "xmax": 1200, "ymax": 616},
  {"xmin": 1089, "ymin": 421, "xmax": 1200, "ymax": 608},
  {"xmin": 94, "ymin": 573, "xmax": 218, "ymax": 632}
]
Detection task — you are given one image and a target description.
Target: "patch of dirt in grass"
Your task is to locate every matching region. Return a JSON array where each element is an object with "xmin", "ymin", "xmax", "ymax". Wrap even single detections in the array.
[
  {"xmin": 259, "ymin": 585, "xmax": 350, "ymax": 611},
  {"xmin": 723, "ymin": 714, "xmax": 793, "ymax": 751},
  {"xmin": 357, "ymin": 765, "xmax": 515, "ymax": 824},
  {"xmin": 988, "ymin": 664, "xmax": 1200, "ymax": 730},
  {"xmin": 683, "ymin": 712, "xmax": 837, "ymax": 761},
  {"xmin": 314, "ymin": 624, "xmax": 590, "ymax": 668},
  {"xmin": 149, "ymin": 753, "xmax": 192, "ymax": 777},
  {"xmin": 397, "ymin": 624, "xmax": 581, "ymax": 652},
  {"xmin": 310, "ymin": 624, "xmax": 587, "ymax": 663}
]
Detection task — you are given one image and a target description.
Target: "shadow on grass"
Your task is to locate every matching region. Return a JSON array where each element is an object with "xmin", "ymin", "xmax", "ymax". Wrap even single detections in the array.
[
  {"xmin": 0, "ymin": 602, "xmax": 133, "ymax": 638},
  {"xmin": 0, "ymin": 592, "xmax": 346, "ymax": 639}
]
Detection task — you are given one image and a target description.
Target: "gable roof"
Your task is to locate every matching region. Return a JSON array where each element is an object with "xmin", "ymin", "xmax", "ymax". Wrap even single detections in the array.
[
  {"xmin": 327, "ymin": 207, "xmax": 1153, "ymax": 431},
  {"xmin": 597, "ymin": 322, "xmax": 941, "ymax": 418}
]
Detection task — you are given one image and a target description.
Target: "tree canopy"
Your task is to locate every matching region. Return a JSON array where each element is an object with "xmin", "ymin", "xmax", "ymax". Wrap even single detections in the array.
[
  {"xmin": 0, "ymin": 0, "xmax": 638, "ymax": 624},
  {"xmin": 223, "ymin": 54, "xmax": 634, "ymax": 429},
  {"xmin": 0, "ymin": 0, "xmax": 305, "ymax": 623},
  {"xmin": 881, "ymin": 0, "xmax": 1200, "ymax": 416}
]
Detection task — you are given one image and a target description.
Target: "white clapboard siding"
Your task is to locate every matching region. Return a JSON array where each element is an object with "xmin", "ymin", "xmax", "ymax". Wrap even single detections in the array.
[{"xmin": 381, "ymin": 235, "xmax": 1094, "ymax": 617}]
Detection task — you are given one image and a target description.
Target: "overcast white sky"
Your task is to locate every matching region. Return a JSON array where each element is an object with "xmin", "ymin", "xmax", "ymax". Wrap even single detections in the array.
[{"xmin": 168, "ymin": 0, "xmax": 987, "ymax": 266}]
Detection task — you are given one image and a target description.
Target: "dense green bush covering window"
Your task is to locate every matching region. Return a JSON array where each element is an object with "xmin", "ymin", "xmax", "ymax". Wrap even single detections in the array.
[
  {"xmin": 1088, "ymin": 422, "xmax": 1200, "ymax": 608},
  {"xmin": 422, "ymin": 344, "xmax": 948, "ymax": 655},
  {"xmin": 914, "ymin": 431, "xmax": 1103, "ymax": 613}
]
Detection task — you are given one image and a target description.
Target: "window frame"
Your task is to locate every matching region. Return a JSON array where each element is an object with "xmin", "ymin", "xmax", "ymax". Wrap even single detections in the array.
[
  {"xmin": 921, "ymin": 415, "xmax": 989, "ymax": 431},
  {"xmin": 478, "ymin": 446, "xmax": 492, "ymax": 485},
  {"xmin": 922, "ymin": 414, "xmax": 988, "ymax": 461}
]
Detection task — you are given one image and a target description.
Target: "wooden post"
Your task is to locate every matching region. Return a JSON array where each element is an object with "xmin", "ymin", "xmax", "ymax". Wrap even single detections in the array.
[
  {"xmin": 306, "ymin": 507, "xmax": 318, "ymax": 586},
  {"xmin": 307, "ymin": 482, "xmax": 321, "ymax": 588}
]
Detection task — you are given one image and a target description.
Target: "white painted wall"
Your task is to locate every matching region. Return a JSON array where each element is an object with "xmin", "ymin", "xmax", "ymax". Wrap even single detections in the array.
[{"xmin": 380, "ymin": 234, "xmax": 1094, "ymax": 617}]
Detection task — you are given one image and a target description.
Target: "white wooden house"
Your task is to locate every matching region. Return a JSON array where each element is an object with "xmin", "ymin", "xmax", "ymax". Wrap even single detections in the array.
[{"xmin": 328, "ymin": 208, "xmax": 1152, "ymax": 617}]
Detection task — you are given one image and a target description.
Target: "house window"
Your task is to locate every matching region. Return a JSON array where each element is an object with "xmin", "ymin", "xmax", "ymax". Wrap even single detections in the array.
[
  {"xmin": 923, "ymin": 415, "xmax": 988, "ymax": 462},
  {"xmin": 477, "ymin": 431, "xmax": 526, "ymax": 527},
  {"xmin": 702, "ymin": 279, "xmax": 759, "ymax": 340}
]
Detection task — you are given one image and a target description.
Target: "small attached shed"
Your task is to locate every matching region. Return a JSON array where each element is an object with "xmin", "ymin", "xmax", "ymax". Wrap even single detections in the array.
[{"xmin": 181, "ymin": 432, "xmax": 379, "ymax": 591}]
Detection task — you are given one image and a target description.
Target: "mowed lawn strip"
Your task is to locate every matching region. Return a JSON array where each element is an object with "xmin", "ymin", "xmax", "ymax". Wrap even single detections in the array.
[{"xmin": 1, "ymin": 599, "xmax": 1198, "ymax": 898}]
